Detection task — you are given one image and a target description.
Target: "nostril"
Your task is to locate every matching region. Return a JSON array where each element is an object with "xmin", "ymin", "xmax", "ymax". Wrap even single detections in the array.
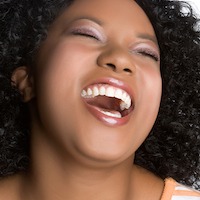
[
  {"xmin": 106, "ymin": 63, "xmax": 116, "ymax": 71},
  {"xmin": 123, "ymin": 68, "xmax": 132, "ymax": 73}
]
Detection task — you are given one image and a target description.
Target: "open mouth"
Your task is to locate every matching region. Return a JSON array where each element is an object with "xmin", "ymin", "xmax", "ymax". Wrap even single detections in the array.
[{"xmin": 81, "ymin": 84, "xmax": 134, "ymax": 119}]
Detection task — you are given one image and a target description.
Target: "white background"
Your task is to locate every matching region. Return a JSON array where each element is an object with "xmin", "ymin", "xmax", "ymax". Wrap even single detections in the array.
[{"xmin": 185, "ymin": 0, "xmax": 200, "ymax": 15}]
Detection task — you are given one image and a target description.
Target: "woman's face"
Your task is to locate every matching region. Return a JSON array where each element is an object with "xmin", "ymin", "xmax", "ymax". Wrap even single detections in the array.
[{"xmin": 31, "ymin": 0, "xmax": 161, "ymax": 165}]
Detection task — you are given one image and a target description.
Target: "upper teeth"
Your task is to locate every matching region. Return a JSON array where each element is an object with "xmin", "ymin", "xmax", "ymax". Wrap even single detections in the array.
[{"xmin": 81, "ymin": 84, "xmax": 132, "ymax": 110}]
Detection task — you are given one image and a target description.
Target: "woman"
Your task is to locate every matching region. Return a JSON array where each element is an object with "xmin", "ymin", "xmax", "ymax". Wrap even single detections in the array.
[{"xmin": 0, "ymin": 0, "xmax": 200, "ymax": 199}]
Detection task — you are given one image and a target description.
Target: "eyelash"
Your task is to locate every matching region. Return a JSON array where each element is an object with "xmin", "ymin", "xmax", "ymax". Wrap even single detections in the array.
[
  {"xmin": 70, "ymin": 28, "xmax": 159, "ymax": 61},
  {"xmin": 71, "ymin": 29, "xmax": 99, "ymax": 41},
  {"xmin": 135, "ymin": 48, "xmax": 160, "ymax": 62}
]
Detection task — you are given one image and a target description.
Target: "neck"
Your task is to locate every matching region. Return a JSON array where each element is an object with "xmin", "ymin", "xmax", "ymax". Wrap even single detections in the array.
[{"xmin": 21, "ymin": 130, "xmax": 135, "ymax": 200}]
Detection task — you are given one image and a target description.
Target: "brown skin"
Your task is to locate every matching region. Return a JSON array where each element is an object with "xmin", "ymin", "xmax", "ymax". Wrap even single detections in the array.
[{"xmin": 1, "ymin": 0, "xmax": 164, "ymax": 199}]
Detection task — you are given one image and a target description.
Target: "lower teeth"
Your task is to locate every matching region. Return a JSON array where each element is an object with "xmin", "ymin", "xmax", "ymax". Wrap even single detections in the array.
[{"xmin": 100, "ymin": 110, "xmax": 122, "ymax": 118}]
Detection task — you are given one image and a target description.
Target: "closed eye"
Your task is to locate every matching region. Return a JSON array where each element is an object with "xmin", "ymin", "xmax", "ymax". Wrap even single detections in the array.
[
  {"xmin": 71, "ymin": 28, "xmax": 100, "ymax": 41},
  {"xmin": 136, "ymin": 48, "xmax": 160, "ymax": 62},
  {"xmin": 73, "ymin": 32, "xmax": 98, "ymax": 40},
  {"xmin": 139, "ymin": 51, "xmax": 159, "ymax": 62}
]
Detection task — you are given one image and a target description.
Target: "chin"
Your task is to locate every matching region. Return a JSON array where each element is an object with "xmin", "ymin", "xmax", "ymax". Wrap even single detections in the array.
[{"xmin": 72, "ymin": 137, "xmax": 134, "ymax": 166}]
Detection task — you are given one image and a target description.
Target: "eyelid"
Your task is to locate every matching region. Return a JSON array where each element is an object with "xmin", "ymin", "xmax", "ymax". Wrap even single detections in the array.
[
  {"xmin": 131, "ymin": 43, "xmax": 160, "ymax": 61},
  {"xmin": 69, "ymin": 24, "xmax": 106, "ymax": 42}
]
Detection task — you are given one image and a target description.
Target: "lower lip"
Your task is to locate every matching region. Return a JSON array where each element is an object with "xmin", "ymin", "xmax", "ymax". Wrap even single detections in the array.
[{"xmin": 82, "ymin": 100, "xmax": 132, "ymax": 126}]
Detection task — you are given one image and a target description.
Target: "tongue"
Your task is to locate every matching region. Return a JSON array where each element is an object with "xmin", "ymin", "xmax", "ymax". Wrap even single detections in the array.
[
  {"xmin": 85, "ymin": 96, "xmax": 121, "ymax": 115},
  {"xmin": 84, "ymin": 96, "xmax": 120, "ymax": 111}
]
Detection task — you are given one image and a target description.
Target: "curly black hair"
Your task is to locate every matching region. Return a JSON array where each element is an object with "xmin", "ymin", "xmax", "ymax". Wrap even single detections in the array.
[{"xmin": 0, "ymin": 0, "xmax": 200, "ymax": 189}]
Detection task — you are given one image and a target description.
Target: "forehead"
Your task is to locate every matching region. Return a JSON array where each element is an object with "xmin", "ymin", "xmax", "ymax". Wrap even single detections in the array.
[{"xmin": 54, "ymin": 0, "xmax": 155, "ymax": 35}]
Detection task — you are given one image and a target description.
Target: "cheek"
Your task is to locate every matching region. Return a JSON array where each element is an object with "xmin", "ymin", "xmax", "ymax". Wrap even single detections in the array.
[
  {"xmin": 127, "ymin": 69, "xmax": 161, "ymax": 149},
  {"xmin": 142, "ymin": 69, "xmax": 162, "ymax": 101},
  {"xmin": 35, "ymin": 41, "xmax": 97, "ymax": 102},
  {"xmin": 32, "ymin": 41, "xmax": 99, "ymax": 143},
  {"xmin": 38, "ymin": 42, "xmax": 88, "ymax": 78},
  {"xmin": 136, "ymin": 66, "xmax": 162, "ymax": 124}
]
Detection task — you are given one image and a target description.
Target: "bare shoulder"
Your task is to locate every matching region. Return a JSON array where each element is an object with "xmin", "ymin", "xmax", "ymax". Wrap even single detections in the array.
[
  {"xmin": 0, "ymin": 174, "xmax": 23, "ymax": 200},
  {"xmin": 130, "ymin": 165, "xmax": 164, "ymax": 200}
]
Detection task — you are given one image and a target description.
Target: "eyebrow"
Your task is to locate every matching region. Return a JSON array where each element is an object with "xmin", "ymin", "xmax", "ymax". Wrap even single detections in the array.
[
  {"xmin": 137, "ymin": 33, "xmax": 159, "ymax": 46},
  {"xmin": 70, "ymin": 16, "xmax": 103, "ymax": 26},
  {"xmin": 70, "ymin": 16, "xmax": 159, "ymax": 47}
]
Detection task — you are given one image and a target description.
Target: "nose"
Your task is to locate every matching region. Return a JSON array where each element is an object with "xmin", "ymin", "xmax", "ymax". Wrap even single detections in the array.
[{"xmin": 97, "ymin": 45, "xmax": 134, "ymax": 75}]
